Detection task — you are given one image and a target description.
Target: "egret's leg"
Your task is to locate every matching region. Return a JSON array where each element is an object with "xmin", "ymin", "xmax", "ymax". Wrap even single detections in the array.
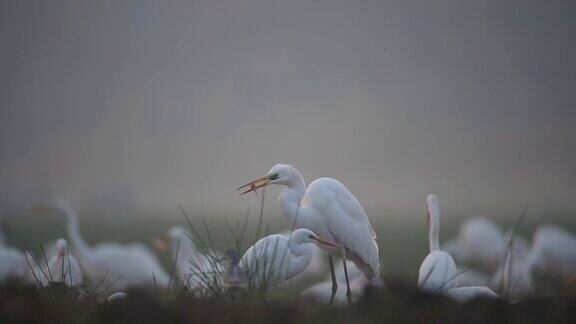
[
  {"xmin": 328, "ymin": 255, "xmax": 337, "ymax": 306},
  {"xmin": 342, "ymin": 253, "xmax": 352, "ymax": 305}
]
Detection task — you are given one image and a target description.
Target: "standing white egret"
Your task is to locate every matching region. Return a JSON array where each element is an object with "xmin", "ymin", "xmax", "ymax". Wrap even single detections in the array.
[
  {"xmin": 41, "ymin": 199, "xmax": 170, "ymax": 292},
  {"xmin": 418, "ymin": 194, "xmax": 457, "ymax": 293},
  {"xmin": 240, "ymin": 228, "xmax": 341, "ymax": 289},
  {"xmin": 46, "ymin": 239, "xmax": 83, "ymax": 287},
  {"xmin": 237, "ymin": 164, "xmax": 379, "ymax": 304},
  {"xmin": 528, "ymin": 224, "xmax": 576, "ymax": 282}
]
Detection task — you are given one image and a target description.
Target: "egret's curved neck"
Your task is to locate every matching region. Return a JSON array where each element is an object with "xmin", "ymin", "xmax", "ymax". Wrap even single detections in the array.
[
  {"xmin": 278, "ymin": 175, "xmax": 306, "ymax": 228},
  {"xmin": 287, "ymin": 240, "xmax": 313, "ymax": 278},
  {"xmin": 428, "ymin": 206, "xmax": 440, "ymax": 252},
  {"xmin": 59, "ymin": 206, "xmax": 91, "ymax": 260},
  {"xmin": 174, "ymin": 238, "xmax": 194, "ymax": 266}
]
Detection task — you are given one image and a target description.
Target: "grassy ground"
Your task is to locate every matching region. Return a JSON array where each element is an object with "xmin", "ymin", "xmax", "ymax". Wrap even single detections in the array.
[{"xmin": 0, "ymin": 280, "xmax": 575, "ymax": 324}]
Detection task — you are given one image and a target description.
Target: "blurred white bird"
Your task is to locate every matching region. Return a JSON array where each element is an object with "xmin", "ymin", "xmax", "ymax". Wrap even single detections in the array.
[
  {"xmin": 0, "ymin": 218, "xmax": 29, "ymax": 283},
  {"xmin": 302, "ymin": 275, "xmax": 371, "ymax": 305},
  {"xmin": 490, "ymin": 253, "xmax": 533, "ymax": 300},
  {"xmin": 418, "ymin": 194, "xmax": 458, "ymax": 293},
  {"xmin": 527, "ymin": 224, "xmax": 576, "ymax": 282},
  {"xmin": 41, "ymin": 199, "xmax": 170, "ymax": 293},
  {"xmin": 444, "ymin": 286, "xmax": 499, "ymax": 302},
  {"xmin": 238, "ymin": 164, "xmax": 380, "ymax": 305},
  {"xmin": 443, "ymin": 217, "xmax": 506, "ymax": 272},
  {"xmin": 46, "ymin": 238, "xmax": 83, "ymax": 287},
  {"xmin": 240, "ymin": 228, "xmax": 341, "ymax": 289},
  {"xmin": 159, "ymin": 226, "xmax": 225, "ymax": 293},
  {"xmin": 303, "ymin": 259, "xmax": 383, "ymax": 305}
]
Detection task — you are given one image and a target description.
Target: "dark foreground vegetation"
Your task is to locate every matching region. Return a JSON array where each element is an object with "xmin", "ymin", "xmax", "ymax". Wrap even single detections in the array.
[{"xmin": 1, "ymin": 280, "xmax": 575, "ymax": 324}]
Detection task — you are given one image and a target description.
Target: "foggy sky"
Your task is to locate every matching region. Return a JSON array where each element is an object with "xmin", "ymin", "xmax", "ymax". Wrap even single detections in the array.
[{"xmin": 1, "ymin": 0, "xmax": 575, "ymax": 220}]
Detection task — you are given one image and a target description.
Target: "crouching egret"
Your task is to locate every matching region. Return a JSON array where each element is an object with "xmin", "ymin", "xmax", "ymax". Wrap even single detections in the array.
[
  {"xmin": 240, "ymin": 229, "xmax": 341, "ymax": 290},
  {"xmin": 46, "ymin": 239, "xmax": 83, "ymax": 287},
  {"xmin": 418, "ymin": 195, "xmax": 458, "ymax": 293},
  {"xmin": 38, "ymin": 199, "xmax": 170, "ymax": 293},
  {"xmin": 238, "ymin": 164, "xmax": 380, "ymax": 305}
]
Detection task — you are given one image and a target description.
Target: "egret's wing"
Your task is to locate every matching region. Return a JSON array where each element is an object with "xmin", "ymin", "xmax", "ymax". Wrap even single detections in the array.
[{"xmin": 306, "ymin": 178, "xmax": 380, "ymax": 277}]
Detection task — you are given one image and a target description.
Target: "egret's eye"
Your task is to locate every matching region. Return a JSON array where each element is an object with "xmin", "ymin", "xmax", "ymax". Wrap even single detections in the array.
[
  {"xmin": 308, "ymin": 235, "xmax": 314, "ymax": 239},
  {"xmin": 269, "ymin": 173, "xmax": 279, "ymax": 180}
]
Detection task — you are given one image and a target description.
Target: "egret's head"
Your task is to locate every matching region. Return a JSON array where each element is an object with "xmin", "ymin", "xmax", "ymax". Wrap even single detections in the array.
[
  {"xmin": 290, "ymin": 228, "xmax": 341, "ymax": 249},
  {"xmin": 237, "ymin": 163, "xmax": 301, "ymax": 195},
  {"xmin": 153, "ymin": 226, "xmax": 190, "ymax": 252},
  {"xmin": 425, "ymin": 194, "xmax": 439, "ymax": 229}
]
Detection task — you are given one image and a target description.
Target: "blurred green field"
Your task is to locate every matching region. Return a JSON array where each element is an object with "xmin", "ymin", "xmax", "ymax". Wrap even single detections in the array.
[{"xmin": 3, "ymin": 203, "xmax": 575, "ymax": 284}]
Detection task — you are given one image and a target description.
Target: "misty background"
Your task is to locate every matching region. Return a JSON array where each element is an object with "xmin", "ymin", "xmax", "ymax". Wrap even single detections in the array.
[{"xmin": 1, "ymin": 0, "xmax": 575, "ymax": 231}]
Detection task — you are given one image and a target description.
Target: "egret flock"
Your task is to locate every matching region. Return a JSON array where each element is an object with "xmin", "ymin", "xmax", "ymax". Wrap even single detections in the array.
[{"xmin": 0, "ymin": 163, "xmax": 575, "ymax": 306}]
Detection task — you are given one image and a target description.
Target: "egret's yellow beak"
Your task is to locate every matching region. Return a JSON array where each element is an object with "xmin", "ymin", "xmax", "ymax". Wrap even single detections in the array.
[
  {"xmin": 309, "ymin": 234, "xmax": 341, "ymax": 249},
  {"xmin": 152, "ymin": 236, "xmax": 169, "ymax": 252},
  {"xmin": 236, "ymin": 175, "xmax": 272, "ymax": 196}
]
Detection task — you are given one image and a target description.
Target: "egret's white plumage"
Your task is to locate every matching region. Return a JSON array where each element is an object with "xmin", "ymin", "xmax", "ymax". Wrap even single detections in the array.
[
  {"xmin": 418, "ymin": 195, "xmax": 457, "ymax": 293},
  {"xmin": 444, "ymin": 217, "xmax": 506, "ymax": 272},
  {"xmin": 528, "ymin": 224, "xmax": 576, "ymax": 281},
  {"xmin": 49, "ymin": 199, "xmax": 170, "ymax": 292},
  {"xmin": 281, "ymin": 230, "xmax": 327, "ymax": 281},
  {"xmin": 490, "ymin": 254, "xmax": 533, "ymax": 299},
  {"xmin": 240, "ymin": 228, "xmax": 339, "ymax": 289},
  {"xmin": 0, "ymin": 219, "xmax": 27, "ymax": 282},
  {"xmin": 46, "ymin": 239, "xmax": 83, "ymax": 287},
  {"xmin": 164, "ymin": 226, "xmax": 224, "ymax": 291},
  {"xmin": 238, "ymin": 164, "xmax": 379, "ymax": 279},
  {"xmin": 455, "ymin": 268, "xmax": 490, "ymax": 288},
  {"xmin": 302, "ymin": 275, "xmax": 370, "ymax": 305},
  {"xmin": 444, "ymin": 286, "xmax": 499, "ymax": 302}
]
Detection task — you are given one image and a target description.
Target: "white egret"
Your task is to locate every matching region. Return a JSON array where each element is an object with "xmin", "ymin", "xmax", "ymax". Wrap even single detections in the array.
[
  {"xmin": 159, "ymin": 226, "xmax": 225, "ymax": 292},
  {"xmin": 46, "ymin": 239, "xmax": 83, "ymax": 287},
  {"xmin": 41, "ymin": 199, "xmax": 170, "ymax": 292},
  {"xmin": 444, "ymin": 217, "xmax": 506, "ymax": 272},
  {"xmin": 237, "ymin": 164, "xmax": 380, "ymax": 304},
  {"xmin": 240, "ymin": 228, "xmax": 341, "ymax": 290},
  {"xmin": 528, "ymin": 224, "xmax": 576, "ymax": 282},
  {"xmin": 444, "ymin": 286, "xmax": 499, "ymax": 302},
  {"xmin": 418, "ymin": 194, "xmax": 458, "ymax": 293}
]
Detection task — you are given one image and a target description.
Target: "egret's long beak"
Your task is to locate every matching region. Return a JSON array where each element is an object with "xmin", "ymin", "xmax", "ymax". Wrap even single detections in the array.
[
  {"xmin": 309, "ymin": 234, "xmax": 341, "ymax": 249},
  {"xmin": 236, "ymin": 175, "xmax": 272, "ymax": 196}
]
